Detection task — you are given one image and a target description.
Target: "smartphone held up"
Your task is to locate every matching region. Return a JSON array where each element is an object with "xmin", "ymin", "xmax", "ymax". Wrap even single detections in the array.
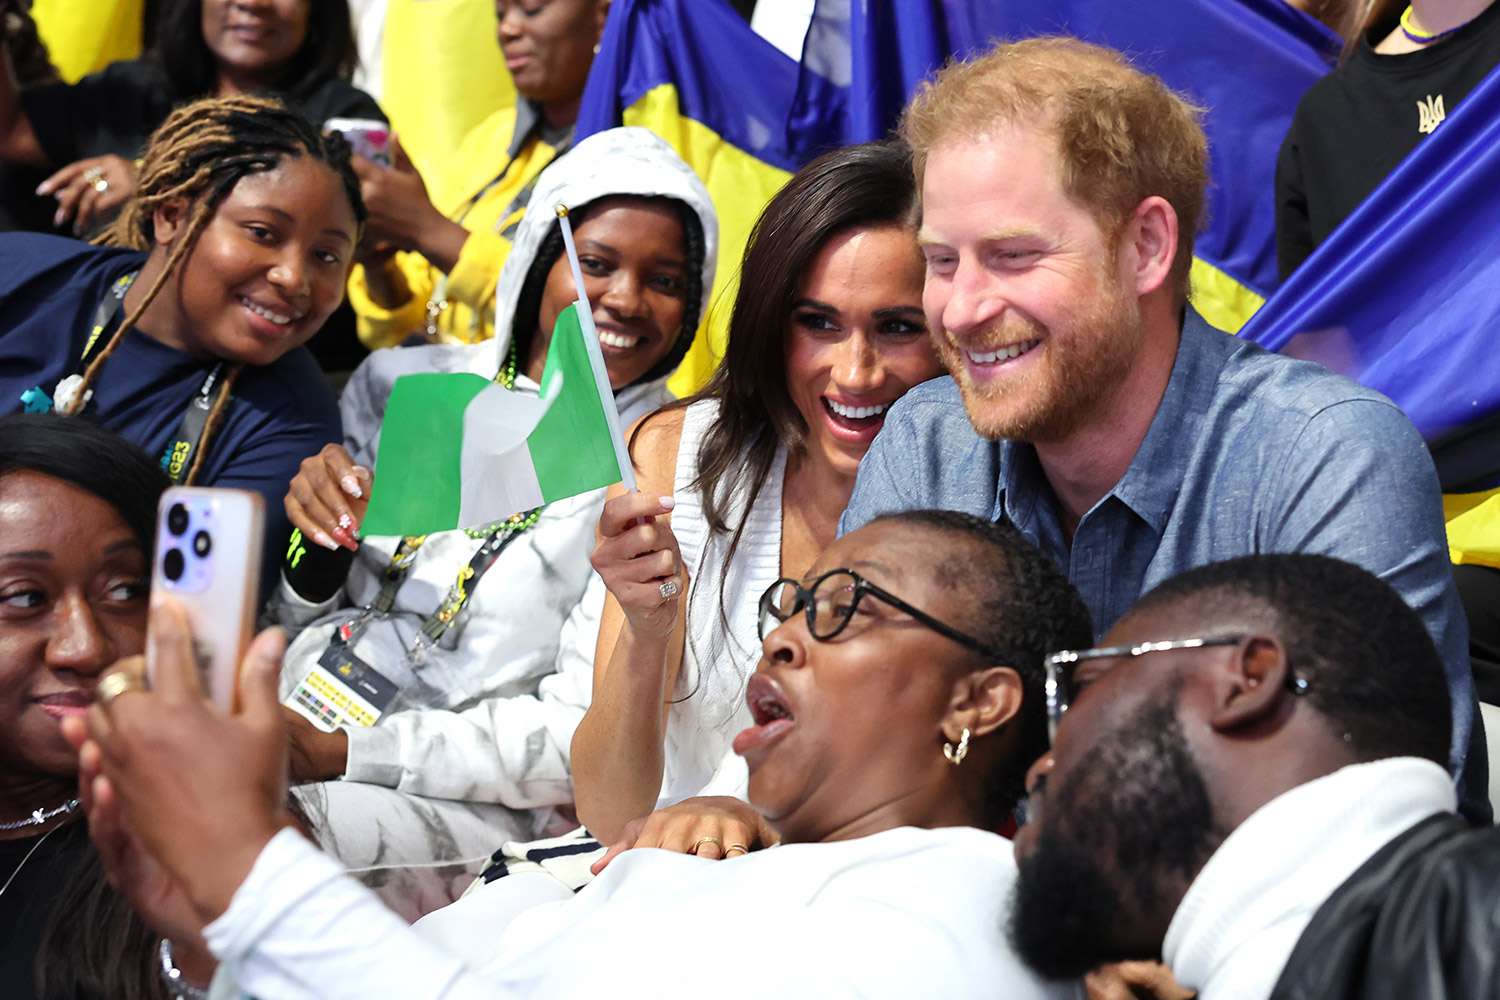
[{"xmin": 149, "ymin": 487, "xmax": 264, "ymax": 709}]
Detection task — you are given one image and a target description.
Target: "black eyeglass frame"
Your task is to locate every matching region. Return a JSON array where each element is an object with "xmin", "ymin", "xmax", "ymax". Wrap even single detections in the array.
[
  {"xmin": 1042, "ymin": 635, "xmax": 1311, "ymax": 743},
  {"xmin": 757, "ymin": 568, "xmax": 1014, "ymax": 662}
]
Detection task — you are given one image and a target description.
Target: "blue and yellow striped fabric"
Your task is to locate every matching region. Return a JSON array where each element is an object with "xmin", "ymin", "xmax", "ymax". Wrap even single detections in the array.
[
  {"xmin": 1242, "ymin": 63, "xmax": 1500, "ymax": 569},
  {"xmin": 791, "ymin": 0, "xmax": 1341, "ymax": 336},
  {"xmin": 576, "ymin": 0, "xmax": 810, "ymax": 397}
]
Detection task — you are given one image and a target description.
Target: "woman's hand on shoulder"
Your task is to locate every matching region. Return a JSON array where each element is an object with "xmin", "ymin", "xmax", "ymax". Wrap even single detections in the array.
[
  {"xmin": 285, "ymin": 443, "xmax": 372, "ymax": 552},
  {"xmin": 590, "ymin": 795, "xmax": 780, "ymax": 875}
]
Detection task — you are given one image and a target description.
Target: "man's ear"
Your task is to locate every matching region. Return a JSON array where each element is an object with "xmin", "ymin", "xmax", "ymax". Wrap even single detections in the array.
[
  {"xmin": 1120, "ymin": 195, "xmax": 1178, "ymax": 298},
  {"xmin": 150, "ymin": 198, "xmax": 190, "ymax": 247},
  {"xmin": 943, "ymin": 666, "xmax": 1023, "ymax": 744},
  {"xmin": 1208, "ymin": 636, "xmax": 1293, "ymax": 734}
]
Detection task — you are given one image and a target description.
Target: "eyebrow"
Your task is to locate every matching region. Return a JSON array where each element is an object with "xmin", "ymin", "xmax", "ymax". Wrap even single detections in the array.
[
  {"xmin": 793, "ymin": 299, "xmax": 923, "ymax": 321},
  {"xmin": 0, "ymin": 539, "xmax": 142, "ymax": 563},
  {"xmin": 578, "ymin": 238, "xmax": 685, "ymax": 268},
  {"xmin": 916, "ymin": 226, "xmax": 1045, "ymax": 246},
  {"xmin": 240, "ymin": 203, "xmax": 355, "ymax": 245}
]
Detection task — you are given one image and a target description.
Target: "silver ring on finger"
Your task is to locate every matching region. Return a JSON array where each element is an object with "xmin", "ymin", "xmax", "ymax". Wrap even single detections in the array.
[{"xmin": 658, "ymin": 578, "xmax": 680, "ymax": 600}]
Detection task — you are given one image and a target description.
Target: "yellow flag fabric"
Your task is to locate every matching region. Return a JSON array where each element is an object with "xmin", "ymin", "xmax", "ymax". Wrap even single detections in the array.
[
  {"xmin": 30, "ymin": 0, "xmax": 144, "ymax": 82},
  {"xmin": 1445, "ymin": 489, "xmax": 1500, "ymax": 570},
  {"xmin": 620, "ymin": 85, "xmax": 792, "ymax": 396},
  {"xmin": 379, "ymin": 0, "xmax": 515, "ymax": 182}
]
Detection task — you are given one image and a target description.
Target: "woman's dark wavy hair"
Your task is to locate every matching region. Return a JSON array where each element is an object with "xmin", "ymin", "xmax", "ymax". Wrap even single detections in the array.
[
  {"xmin": 149, "ymin": 0, "xmax": 358, "ymax": 103},
  {"xmin": 673, "ymin": 139, "xmax": 919, "ymax": 559},
  {"xmin": 0, "ymin": 415, "xmax": 168, "ymax": 1000},
  {"xmin": 510, "ymin": 196, "xmax": 707, "ymax": 387},
  {"xmin": 0, "ymin": 413, "xmax": 166, "ymax": 545}
]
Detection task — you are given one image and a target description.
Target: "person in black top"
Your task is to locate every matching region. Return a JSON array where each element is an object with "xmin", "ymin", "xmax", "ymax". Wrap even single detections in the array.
[
  {"xmin": 0, "ymin": 94, "xmax": 364, "ymax": 591},
  {"xmin": 1275, "ymin": 0, "xmax": 1500, "ymax": 708},
  {"xmin": 0, "ymin": 414, "xmax": 166, "ymax": 1000},
  {"xmin": 0, "ymin": 0, "xmax": 382, "ymax": 237},
  {"xmin": 1275, "ymin": 0, "xmax": 1500, "ymax": 279}
]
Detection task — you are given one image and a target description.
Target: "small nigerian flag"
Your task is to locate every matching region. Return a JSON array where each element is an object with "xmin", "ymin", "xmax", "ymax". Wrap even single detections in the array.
[{"xmin": 361, "ymin": 302, "xmax": 631, "ymax": 535}]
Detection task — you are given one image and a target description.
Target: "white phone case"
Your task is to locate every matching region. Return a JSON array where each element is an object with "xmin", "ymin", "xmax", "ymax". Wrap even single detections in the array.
[{"xmin": 150, "ymin": 487, "xmax": 265, "ymax": 709}]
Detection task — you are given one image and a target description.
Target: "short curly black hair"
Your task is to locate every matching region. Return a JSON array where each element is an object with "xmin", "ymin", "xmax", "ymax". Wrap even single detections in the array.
[
  {"xmin": 1129, "ymin": 553, "xmax": 1452, "ymax": 766},
  {"xmin": 868, "ymin": 509, "xmax": 1093, "ymax": 824},
  {"xmin": 509, "ymin": 196, "xmax": 706, "ymax": 388}
]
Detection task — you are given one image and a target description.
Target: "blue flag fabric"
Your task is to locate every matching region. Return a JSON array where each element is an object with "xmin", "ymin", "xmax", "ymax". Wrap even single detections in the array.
[
  {"xmin": 794, "ymin": 0, "xmax": 1338, "ymax": 311},
  {"xmin": 1240, "ymin": 63, "xmax": 1500, "ymax": 496},
  {"xmin": 574, "ymin": 0, "xmax": 821, "ymax": 394}
]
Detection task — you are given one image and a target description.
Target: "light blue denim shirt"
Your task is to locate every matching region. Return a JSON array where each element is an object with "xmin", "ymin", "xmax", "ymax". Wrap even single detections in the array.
[{"xmin": 842, "ymin": 309, "xmax": 1483, "ymax": 814}]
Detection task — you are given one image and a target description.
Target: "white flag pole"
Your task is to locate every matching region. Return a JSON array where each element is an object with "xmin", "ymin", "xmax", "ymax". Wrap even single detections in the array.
[{"xmin": 555, "ymin": 204, "xmax": 638, "ymax": 492}]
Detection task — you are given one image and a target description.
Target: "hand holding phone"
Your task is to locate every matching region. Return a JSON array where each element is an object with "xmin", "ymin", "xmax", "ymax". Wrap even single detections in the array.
[
  {"xmin": 325, "ymin": 117, "xmax": 392, "ymax": 168},
  {"xmin": 150, "ymin": 487, "xmax": 265, "ymax": 709}
]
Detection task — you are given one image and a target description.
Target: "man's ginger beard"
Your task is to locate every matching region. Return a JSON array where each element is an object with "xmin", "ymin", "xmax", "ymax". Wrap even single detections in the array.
[{"xmin": 935, "ymin": 262, "xmax": 1143, "ymax": 444}]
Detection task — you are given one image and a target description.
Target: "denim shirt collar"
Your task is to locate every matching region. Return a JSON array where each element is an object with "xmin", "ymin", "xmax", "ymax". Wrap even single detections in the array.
[{"xmin": 996, "ymin": 306, "xmax": 1230, "ymax": 539}]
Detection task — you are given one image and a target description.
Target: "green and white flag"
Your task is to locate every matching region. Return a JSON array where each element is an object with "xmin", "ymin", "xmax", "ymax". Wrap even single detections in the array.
[{"xmin": 361, "ymin": 301, "xmax": 632, "ymax": 536}]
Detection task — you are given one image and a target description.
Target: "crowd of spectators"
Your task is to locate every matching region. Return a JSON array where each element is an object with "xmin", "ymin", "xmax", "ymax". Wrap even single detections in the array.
[{"xmin": 1, "ymin": 2, "xmax": 1497, "ymax": 998}]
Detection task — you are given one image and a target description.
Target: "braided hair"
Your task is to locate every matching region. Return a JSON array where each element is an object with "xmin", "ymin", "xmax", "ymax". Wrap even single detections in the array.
[
  {"xmin": 509, "ymin": 197, "xmax": 706, "ymax": 388},
  {"xmin": 64, "ymin": 95, "xmax": 365, "ymax": 486}
]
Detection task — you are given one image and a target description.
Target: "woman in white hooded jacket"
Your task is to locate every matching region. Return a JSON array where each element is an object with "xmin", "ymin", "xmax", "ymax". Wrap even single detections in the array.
[{"xmin": 263, "ymin": 127, "xmax": 718, "ymax": 916}]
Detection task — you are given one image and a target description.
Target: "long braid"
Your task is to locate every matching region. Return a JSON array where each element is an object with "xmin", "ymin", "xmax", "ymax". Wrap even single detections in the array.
[
  {"xmin": 63, "ymin": 197, "xmax": 217, "ymax": 416},
  {"xmin": 59, "ymin": 95, "xmax": 365, "ymax": 482},
  {"xmin": 184, "ymin": 364, "xmax": 244, "ymax": 485}
]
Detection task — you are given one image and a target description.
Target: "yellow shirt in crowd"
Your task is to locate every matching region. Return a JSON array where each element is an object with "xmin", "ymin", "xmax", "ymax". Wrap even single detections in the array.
[{"xmin": 346, "ymin": 108, "xmax": 563, "ymax": 349}]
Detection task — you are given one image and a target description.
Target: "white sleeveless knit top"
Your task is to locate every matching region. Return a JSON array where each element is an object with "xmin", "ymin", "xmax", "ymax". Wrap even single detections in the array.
[{"xmin": 658, "ymin": 398, "xmax": 786, "ymax": 807}]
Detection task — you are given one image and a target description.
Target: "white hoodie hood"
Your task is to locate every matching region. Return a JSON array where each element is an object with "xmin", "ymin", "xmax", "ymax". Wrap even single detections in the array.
[{"xmin": 490, "ymin": 126, "xmax": 719, "ymax": 379}]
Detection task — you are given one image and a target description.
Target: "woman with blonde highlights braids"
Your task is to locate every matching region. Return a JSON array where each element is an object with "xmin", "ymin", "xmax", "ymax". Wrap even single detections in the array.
[{"xmin": 0, "ymin": 94, "xmax": 365, "ymax": 584}]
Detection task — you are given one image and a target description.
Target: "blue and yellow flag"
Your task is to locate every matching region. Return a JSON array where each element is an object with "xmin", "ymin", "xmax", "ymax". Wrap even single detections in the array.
[
  {"xmin": 1241, "ymin": 65, "xmax": 1500, "ymax": 569},
  {"xmin": 792, "ymin": 0, "xmax": 1340, "ymax": 335},
  {"xmin": 576, "ymin": 0, "xmax": 813, "ymax": 396}
]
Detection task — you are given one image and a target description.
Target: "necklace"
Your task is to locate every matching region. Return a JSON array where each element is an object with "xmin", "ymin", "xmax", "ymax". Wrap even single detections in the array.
[
  {"xmin": 0, "ymin": 816, "xmax": 73, "ymax": 899},
  {"xmin": 1400, "ymin": 5, "xmax": 1467, "ymax": 43},
  {"xmin": 0, "ymin": 797, "xmax": 79, "ymax": 832}
]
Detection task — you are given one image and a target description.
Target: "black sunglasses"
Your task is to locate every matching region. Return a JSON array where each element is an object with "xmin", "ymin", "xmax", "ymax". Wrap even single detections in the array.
[{"xmin": 757, "ymin": 568, "xmax": 1012, "ymax": 660}]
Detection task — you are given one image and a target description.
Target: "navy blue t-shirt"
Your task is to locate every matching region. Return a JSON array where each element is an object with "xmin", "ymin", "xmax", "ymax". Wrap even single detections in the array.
[{"xmin": 0, "ymin": 233, "xmax": 341, "ymax": 590}]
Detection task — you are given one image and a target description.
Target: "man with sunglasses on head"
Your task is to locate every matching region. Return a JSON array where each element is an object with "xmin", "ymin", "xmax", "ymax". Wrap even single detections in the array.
[
  {"xmin": 1012, "ymin": 553, "xmax": 1500, "ymax": 1000},
  {"xmin": 839, "ymin": 36, "xmax": 1488, "ymax": 821}
]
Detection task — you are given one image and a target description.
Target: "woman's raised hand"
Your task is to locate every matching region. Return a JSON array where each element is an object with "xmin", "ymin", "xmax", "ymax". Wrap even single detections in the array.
[
  {"xmin": 285, "ymin": 443, "xmax": 372, "ymax": 552},
  {"xmin": 350, "ymin": 133, "xmax": 468, "ymax": 272},
  {"xmin": 65, "ymin": 598, "xmax": 293, "ymax": 923},
  {"xmin": 590, "ymin": 796, "xmax": 780, "ymax": 875},
  {"xmin": 592, "ymin": 492, "xmax": 686, "ymax": 638},
  {"xmin": 37, "ymin": 154, "xmax": 136, "ymax": 234}
]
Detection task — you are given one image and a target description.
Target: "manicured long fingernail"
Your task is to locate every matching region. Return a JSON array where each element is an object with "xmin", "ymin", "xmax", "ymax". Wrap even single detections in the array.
[
  {"xmin": 340, "ymin": 474, "xmax": 364, "ymax": 498},
  {"xmin": 313, "ymin": 529, "xmax": 339, "ymax": 551},
  {"xmin": 658, "ymin": 496, "xmax": 676, "ymax": 510}
]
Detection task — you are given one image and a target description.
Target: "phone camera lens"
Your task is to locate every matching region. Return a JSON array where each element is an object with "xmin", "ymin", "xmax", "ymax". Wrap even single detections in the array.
[
  {"xmin": 163, "ymin": 548, "xmax": 185, "ymax": 582},
  {"xmin": 167, "ymin": 503, "xmax": 190, "ymax": 536},
  {"xmin": 193, "ymin": 530, "xmax": 212, "ymax": 557}
]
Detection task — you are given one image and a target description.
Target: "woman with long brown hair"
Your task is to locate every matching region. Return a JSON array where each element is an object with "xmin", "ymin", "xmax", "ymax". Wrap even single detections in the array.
[{"xmin": 571, "ymin": 140, "xmax": 946, "ymax": 851}]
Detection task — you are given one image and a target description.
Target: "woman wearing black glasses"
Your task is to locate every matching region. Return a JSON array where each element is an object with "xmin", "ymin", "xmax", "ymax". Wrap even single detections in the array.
[{"xmin": 70, "ymin": 510, "xmax": 1091, "ymax": 998}]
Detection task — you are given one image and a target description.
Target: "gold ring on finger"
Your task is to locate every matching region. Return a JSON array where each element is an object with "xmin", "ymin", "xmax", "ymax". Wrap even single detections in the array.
[
  {"xmin": 82, "ymin": 165, "xmax": 105, "ymax": 183},
  {"xmin": 658, "ymin": 578, "xmax": 680, "ymax": 600},
  {"xmin": 690, "ymin": 836, "xmax": 722, "ymax": 855},
  {"xmin": 723, "ymin": 843, "xmax": 749, "ymax": 857},
  {"xmin": 91, "ymin": 177, "xmax": 109, "ymax": 193},
  {"xmin": 95, "ymin": 670, "xmax": 147, "ymax": 707}
]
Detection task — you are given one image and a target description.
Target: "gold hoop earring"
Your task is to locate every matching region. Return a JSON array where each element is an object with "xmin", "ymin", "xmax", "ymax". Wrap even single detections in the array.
[{"xmin": 943, "ymin": 727, "xmax": 970, "ymax": 766}]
